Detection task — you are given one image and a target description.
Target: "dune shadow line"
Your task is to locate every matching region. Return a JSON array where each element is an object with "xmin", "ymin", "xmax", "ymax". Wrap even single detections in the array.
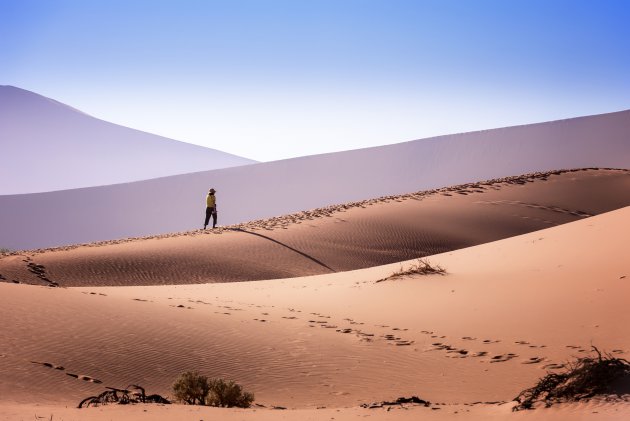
[{"xmin": 229, "ymin": 228, "xmax": 335, "ymax": 272}]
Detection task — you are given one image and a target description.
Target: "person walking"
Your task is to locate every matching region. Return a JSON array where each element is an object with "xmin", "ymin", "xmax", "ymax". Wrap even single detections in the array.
[{"xmin": 204, "ymin": 188, "xmax": 217, "ymax": 229}]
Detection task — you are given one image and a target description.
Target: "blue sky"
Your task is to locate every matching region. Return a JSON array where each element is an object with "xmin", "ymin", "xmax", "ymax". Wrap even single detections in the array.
[{"xmin": 2, "ymin": 0, "xmax": 630, "ymax": 161}]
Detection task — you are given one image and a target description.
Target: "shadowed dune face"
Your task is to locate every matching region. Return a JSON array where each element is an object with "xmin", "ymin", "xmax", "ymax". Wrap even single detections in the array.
[
  {"xmin": 0, "ymin": 86, "xmax": 256, "ymax": 195},
  {"xmin": 1, "ymin": 169, "xmax": 628, "ymax": 287}
]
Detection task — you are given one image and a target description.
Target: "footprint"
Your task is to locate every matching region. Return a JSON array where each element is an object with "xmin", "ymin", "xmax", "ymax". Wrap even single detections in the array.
[
  {"xmin": 489, "ymin": 353, "xmax": 518, "ymax": 363},
  {"xmin": 542, "ymin": 363, "xmax": 565, "ymax": 370},
  {"xmin": 522, "ymin": 357, "xmax": 545, "ymax": 364},
  {"xmin": 32, "ymin": 361, "xmax": 65, "ymax": 370},
  {"xmin": 77, "ymin": 375, "xmax": 102, "ymax": 384}
]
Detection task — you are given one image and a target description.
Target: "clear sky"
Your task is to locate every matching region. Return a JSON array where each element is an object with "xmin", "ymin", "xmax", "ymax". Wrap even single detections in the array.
[{"xmin": 2, "ymin": 0, "xmax": 630, "ymax": 162}]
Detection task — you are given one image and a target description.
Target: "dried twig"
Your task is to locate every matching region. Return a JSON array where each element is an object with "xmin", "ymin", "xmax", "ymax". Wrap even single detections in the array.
[
  {"xmin": 513, "ymin": 346, "xmax": 630, "ymax": 410},
  {"xmin": 376, "ymin": 259, "xmax": 446, "ymax": 283}
]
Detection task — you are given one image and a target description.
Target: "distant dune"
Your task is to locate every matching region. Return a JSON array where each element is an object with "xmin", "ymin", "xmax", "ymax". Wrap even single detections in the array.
[
  {"xmin": 1, "ymin": 109, "xmax": 629, "ymax": 250},
  {"xmin": 0, "ymin": 85, "xmax": 256, "ymax": 195},
  {"xmin": 1, "ymin": 168, "xmax": 628, "ymax": 287}
]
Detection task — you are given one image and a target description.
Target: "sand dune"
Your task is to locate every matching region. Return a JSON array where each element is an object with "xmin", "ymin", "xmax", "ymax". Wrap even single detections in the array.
[
  {"xmin": 0, "ymin": 85, "xmax": 255, "ymax": 195},
  {"xmin": 1, "ymin": 168, "xmax": 628, "ymax": 287},
  {"xmin": 1, "ymin": 109, "xmax": 629, "ymax": 250},
  {"xmin": 0, "ymin": 203, "xmax": 628, "ymax": 420}
]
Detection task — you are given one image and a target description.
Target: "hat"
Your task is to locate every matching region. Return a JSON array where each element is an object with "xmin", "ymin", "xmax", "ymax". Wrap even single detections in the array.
[{"xmin": 209, "ymin": 188, "xmax": 216, "ymax": 193}]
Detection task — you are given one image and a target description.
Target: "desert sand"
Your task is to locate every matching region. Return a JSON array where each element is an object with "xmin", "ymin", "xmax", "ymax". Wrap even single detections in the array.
[{"xmin": 0, "ymin": 169, "xmax": 629, "ymax": 420}]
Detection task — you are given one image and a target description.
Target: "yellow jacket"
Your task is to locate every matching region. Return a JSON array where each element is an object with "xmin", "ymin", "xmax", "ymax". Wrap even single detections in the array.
[{"xmin": 206, "ymin": 194, "xmax": 216, "ymax": 207}]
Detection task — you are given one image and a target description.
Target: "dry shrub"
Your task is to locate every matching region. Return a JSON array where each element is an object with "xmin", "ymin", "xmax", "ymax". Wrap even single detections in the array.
[
  {"xmin": 376, "ymin": 259, "xmax": 446, "ymax": 283},
  {"xmin": 78, "ymin": 385, "xmax": 170, "ymax": 408},
  {"xmin": 513, "ymin": 346, "xmax": 630, "ymax": 410}
]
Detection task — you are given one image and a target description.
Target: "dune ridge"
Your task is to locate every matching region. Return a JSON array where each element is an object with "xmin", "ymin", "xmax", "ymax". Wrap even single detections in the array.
[
  {"xmin": 2, "ymin": 108, "xmax": 629, "ymax": 250},
  {"xmin": 1, "ymin": 168, "xmax": 628, "ymax": 288},
  {"xmin": 1, "ymin": 167, "xmax": 626, "ymax": 255}
]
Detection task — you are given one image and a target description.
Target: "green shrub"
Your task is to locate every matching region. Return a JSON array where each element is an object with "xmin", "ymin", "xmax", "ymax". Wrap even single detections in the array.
[
  {"xmin": 172, "ymin": 371, "xmax": 210, "ymax": 405},
  {"xmin": 207, "ymin": 378, "xmax": 254, "ymax": 408},
  {"xmin": 172, "ymin": 372, "xmax": 254, "ymax": 408}
]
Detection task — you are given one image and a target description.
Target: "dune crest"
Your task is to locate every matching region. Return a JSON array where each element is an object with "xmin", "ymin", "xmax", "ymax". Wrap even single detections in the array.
[
  {"xmin": 1, "ymin": 168, "xmax": 628, "ymax": 287},
  {"xmin": 1, "ymin": 108, "xmax": 629, "ymax": 250}
]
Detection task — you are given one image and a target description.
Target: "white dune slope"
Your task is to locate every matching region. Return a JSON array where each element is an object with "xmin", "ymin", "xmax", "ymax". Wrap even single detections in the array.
[
  {"xmin": 0, "ymin": 85, "xmax": 256, "ymax": 195},
  {"xmin": 1, "ymin": 109, "xmax": 629, "ymax": 249}
]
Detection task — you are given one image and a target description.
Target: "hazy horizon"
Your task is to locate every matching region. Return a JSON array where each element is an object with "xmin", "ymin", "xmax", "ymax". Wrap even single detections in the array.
[{"xmin": 2, "ymin": 0, "xmax": 630, "ymax": 161}]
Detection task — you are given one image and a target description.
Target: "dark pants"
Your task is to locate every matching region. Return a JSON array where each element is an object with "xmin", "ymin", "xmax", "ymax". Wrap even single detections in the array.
[{"xmin": 204, "ymin": 207, "xmax": 217, "ymax": 228}]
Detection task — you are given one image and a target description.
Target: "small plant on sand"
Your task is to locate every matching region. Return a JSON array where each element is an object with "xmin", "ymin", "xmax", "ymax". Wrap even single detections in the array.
[
  {"xmin": 513, "ymin": 346, "xmax": 630, "ymax": 411},
  {"xmin": 172, "ymin": 371, "xmax": 254, "ymax": 407},
  {"xmin": 78, "ymin": 384, "xmax": 170, "ymax": 408},
  {"xmin": 376, "ymin": 259, "xmax": 446, "ymax": 283},
  {"xmin": 207, "ymin": 378, "xmax": 254, "ymax": 408},
  {"xmin": 172, "ymin": 371, "xmax": 210, "ymax": 405}
]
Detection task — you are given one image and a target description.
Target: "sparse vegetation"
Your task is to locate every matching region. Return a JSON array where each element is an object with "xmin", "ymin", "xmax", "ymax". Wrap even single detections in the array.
[
  {"xmin": 172, "ymin": 371, "xmax": 254, "ymax": 407},
  {"xmin": 361, "ymin": 395, "xmax": 430, "ymax": 409},
  {"xmin": 513, "ymin": 346, "xmax": 630, "ymax": 410},
  {"xmin": 376, "ymin": 259, "xmax": 446, "ymax": 283},
  {"xmin": 78, "ymin": 384, "xmax": 170, "ymax": 408},
  {"xmin": 207, "ymin": 378, "xmax": 255, "ymax": 408},
  {"xmin": 0, "ymin": 247, "xmax": 12, "ymax": 254},
  {"xmin": 172, "ymin": 371, "xmax": 211, "ymax": 405}
]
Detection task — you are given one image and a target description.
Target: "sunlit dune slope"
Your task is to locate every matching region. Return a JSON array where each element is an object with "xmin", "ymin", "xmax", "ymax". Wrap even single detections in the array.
[{"xmin": 0, "ymin": 204, "xmax": 627, "ymax": 411}]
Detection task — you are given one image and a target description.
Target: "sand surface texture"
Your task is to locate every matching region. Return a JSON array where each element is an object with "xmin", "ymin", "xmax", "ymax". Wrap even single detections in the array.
[
  {"xmin": 1, "ymin": 168, "xmax": 628, "ymax": 287},
  {"xmin": 0, "ymin": 172, "xmax": 629, "ymax": 420},
  {"xmin": 0, "ymin": 207, "xmax": 628, "ymax": 419}
]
